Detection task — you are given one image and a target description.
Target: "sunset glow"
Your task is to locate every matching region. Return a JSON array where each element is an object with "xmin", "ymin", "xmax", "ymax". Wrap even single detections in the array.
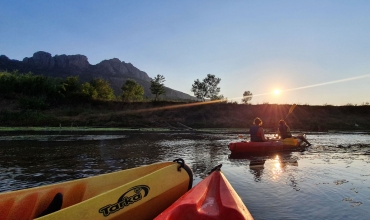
[{"xmin": 1, "ymin": 1, "xmax": 370, "ymax": 105}]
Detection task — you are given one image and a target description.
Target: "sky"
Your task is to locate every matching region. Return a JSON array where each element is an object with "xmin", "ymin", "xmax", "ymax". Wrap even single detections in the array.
[{"xmin": 1, "ymin": 0, "xmax": 370, "ymax": 106}]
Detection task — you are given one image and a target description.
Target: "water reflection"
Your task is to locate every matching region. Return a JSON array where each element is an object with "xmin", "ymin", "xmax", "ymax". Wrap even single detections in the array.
[
  {"xmin": 229, "ymin": 152, "xmax": 299, "ymax": 185},
  {"xmin": 249, "ymin": 160, "xmax": 265, "ymax": 182},
  {"xmin": 1, "ymin": 132, "xmax": 370, "ymax": 219}
]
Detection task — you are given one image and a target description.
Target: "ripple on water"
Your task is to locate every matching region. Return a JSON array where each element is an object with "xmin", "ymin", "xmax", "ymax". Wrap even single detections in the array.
[
  {"xmin": 1, "ymin": 132, "xmax": 370, "ymax": 219},
  {"xmin": 334, "ymin": 179, "xmax": 349, "ymax": 185}
]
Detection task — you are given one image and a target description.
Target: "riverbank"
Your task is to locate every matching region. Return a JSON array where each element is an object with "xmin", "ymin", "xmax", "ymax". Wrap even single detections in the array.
[
  {"xmin": 0, "ymin": 126, "xmax": 369, "ymax": 134},
  {"xmin": 1, "ymin": 99, "xmax": 370, "ymax": 131}
]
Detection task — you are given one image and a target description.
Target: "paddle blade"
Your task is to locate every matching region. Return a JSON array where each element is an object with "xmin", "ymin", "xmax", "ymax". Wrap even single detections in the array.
[
  {"xmin": 288, "ymin": 104, "xmax": 297, "ymax": 114},
  {"xmin": 285, "ymin": 104, "xmax": 297, "ymax": 120}
]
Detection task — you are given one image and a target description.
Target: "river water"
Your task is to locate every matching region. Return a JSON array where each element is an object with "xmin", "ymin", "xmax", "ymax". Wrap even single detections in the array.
[{"xmin": 0, "ymin": 130, "xmax": 370, "ymax": 219}]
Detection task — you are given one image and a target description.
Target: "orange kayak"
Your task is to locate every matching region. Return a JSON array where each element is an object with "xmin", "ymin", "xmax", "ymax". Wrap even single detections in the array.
[{"xmin": 155, "ymin": 165, "xmax": 254, "ymax": 220}]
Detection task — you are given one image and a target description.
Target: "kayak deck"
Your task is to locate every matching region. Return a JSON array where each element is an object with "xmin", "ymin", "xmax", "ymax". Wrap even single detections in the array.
[
  {"xmin": 155, "ymin": 167, "xmax": 253, "ymax": 220},
  {"xmin": 0, "ymin": 159, "xmax": 193, "ymax": 220}
]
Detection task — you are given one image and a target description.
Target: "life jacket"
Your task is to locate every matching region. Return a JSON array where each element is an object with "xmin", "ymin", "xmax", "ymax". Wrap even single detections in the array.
[
  {"xmin": 250, "ymin": 125, "xmax": 263, "ymax": 142},
  {"xmin": 279, "ymin": 124, "xmax": 292, "ymax": 139}
]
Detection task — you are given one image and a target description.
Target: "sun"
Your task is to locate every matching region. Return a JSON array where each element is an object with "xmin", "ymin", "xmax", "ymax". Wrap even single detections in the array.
[{"xmin": 273, "ymin": 89, "xmax": 280, "ymax": 95}]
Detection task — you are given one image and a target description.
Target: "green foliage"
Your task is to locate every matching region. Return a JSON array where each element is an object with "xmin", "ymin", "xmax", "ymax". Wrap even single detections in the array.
[
  {"xmin": 0, "ymin": 71, "xmax": 18, "ymax": 96},
  {"xmin": 210, "ymin": 94, "xmax": 225, "ymax": 101},
  {"xmin": 150, "ymin": 74, "xmax": 166, "ymax": 101},
  {"xmin": 191, "ymin": 79, "xmax": 207, "ymax": 101},
  {"xmin": 79, "ymin": 78, "xmax": 116, "ymax": 101},
  {"xmin": 81, "ymin": 82, "xmax": 98, "ymax": 99},
  {"xmin": 60, "ymin": 76, "xmax": 92, "ymax": 102},
  {"xmin": 0, "ymin": 71, "xmax": 59, "ymax": 96},
  {"xmin": 62, "ymin": 76, "xmax": 81, "ymax": 94},
  {"xmin": 121, "ymin": 79, "xmax": 144, "ymax": 102},
  {"xmin": 90, "ymin": 78, "xmax": 115, "ymax": 100},
  {"xmin": 242, "ymin": 91, "xmax": 253, "ymax": 104},
  {"xmin": 0, "ymin": 71, "xmax": 117, "ymax": 107},
  {"xmin": 191, "ymin": 74, "xmax": 221, "ymax": 101},
  {"xmin": 0, "ymin": 70, "xmax": 64, "ymax": 105}
]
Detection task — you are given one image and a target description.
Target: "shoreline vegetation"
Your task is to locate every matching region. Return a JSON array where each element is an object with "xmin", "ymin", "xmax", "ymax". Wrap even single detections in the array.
[
  {"xmin": 1, "ymin": 127, "xmax": 369, "ymax": 134},
  {"xmin": 1, "ymin": 70, "xmax": 369, "ymax": 131},
  {"xmin": 1, "ymin": 99, "xmax": 370, "ymax": 132}
]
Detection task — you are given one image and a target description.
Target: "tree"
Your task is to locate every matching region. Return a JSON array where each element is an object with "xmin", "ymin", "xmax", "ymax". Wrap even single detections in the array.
[
  {"xmin": 59, "ymin": 76, "xmax": 84, "ymax": 102},
  {"xmin": 90, "ymin": 78, "xmax": 115, "ymax": 100},
  {"xmin": 242, "ymin": 91, "xmax": 253, "ymax": 104},
  {"xmin": 150, "ymin": 74, "xmax": 166, "ymax": 101},
  {"xmin": 81, "ymin": 82, "xmax": 98, "ymax": 99},
  {"xmin": 121, "ymin": 79, "xmax": 144, "ymax": 102},
  {"xmin": 0, "ymin": 70, "xmax": 64, "ymax": 104},
  {"xmin": 210, "ymin": 94, "xmax": 225, "ymax": 101},
  {"xmin": 62, "ymin": 76, "xmax": 81, "ymax": 95},
  {"xmin": 80, "ymin": 79, "xmax": 115, "ymax": 100},
  {"xmin": 191, "ymin": 79, "xmax": 207, "ymax": 101},
  {"xmin": 191, "ymin": 74, "xmax": 221, "ymax": 101}
]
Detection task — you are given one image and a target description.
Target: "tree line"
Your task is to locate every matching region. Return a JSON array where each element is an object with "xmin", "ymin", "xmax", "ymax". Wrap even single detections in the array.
[
  {"xmin": 0, "ymin": 70, "xmax": 254, "ymax": 110},
  {"xmin": 0, "ymin": 71, "xmax": 168, "ymax": 108}
]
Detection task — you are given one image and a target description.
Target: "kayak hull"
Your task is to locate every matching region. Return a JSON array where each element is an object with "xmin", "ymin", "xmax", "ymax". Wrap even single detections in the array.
[
  {"xmin": 229, "ymin": 137, "xmax": 304, "ymax": 154},
  {"xmin": 0, "ymin": 160, "xmax": 193, "ymax": 220},
  {"xmin": 155, "ymin": 170, "xmax": 253, "ymax": 220}
]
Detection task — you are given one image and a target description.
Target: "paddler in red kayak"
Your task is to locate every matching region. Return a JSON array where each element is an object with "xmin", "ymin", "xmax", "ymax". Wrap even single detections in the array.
[
  {"xmin": 250, "ymin": 117, "xmax": 272, "ymax": 142},
  {"xmin": 278, "ymin": 119, "xmax": 311, "ymax": 146}
]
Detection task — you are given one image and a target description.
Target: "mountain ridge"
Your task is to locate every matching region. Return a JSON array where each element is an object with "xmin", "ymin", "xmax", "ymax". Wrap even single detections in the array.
[{"xmin": 0, "ymin": 51, "xmax": 196, "ymax": 100}]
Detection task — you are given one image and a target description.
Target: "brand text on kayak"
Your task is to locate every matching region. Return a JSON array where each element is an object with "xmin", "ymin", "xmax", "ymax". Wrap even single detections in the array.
[{"xmin": 98, "ymin": 185, "xmax": 150, "ymax": 217}]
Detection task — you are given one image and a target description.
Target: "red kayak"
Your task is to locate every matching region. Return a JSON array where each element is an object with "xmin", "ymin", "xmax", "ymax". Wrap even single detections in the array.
[
  {"xmin": 229, "ymin": 136, "xmax": 307, "ymax": 154},
  {"xmin": 155, "ymin": 165, "xmax": 253, "ymax": 220}
]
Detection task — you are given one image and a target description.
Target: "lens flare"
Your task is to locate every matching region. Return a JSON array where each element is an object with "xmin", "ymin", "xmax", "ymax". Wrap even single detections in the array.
[
  {"xmin": 228, "ymin": 74, "xmax": 370, "ymax": 102},
  {"xmin": 91, "ymin": 74, "xmax": 370, "ymax": 116}
]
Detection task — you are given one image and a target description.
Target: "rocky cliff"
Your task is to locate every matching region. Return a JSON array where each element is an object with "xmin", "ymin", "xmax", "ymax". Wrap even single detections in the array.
[{"xmin": 0, "ymin": 51, "xmax": 196, "ymax": 100}]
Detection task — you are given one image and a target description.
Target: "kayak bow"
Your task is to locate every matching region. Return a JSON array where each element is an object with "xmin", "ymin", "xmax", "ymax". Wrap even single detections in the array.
[
  {"xmin": 155, "ymin": 164, "xmax": 253, "ymax": 220},
  {"xmin": 0, "ymin": 158, "xmax": 193, "ymax": 220}
]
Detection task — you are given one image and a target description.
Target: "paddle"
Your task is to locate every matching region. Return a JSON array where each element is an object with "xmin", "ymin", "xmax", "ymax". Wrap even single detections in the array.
[{"xmin": 285, "ymin": 104, "xmax": 297, "ymax": 120}]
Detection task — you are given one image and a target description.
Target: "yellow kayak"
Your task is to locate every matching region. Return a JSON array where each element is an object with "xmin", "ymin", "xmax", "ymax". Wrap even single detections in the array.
[{"xmin": 0, "ymin": 158, "xmax": 193, "ymax": 220}]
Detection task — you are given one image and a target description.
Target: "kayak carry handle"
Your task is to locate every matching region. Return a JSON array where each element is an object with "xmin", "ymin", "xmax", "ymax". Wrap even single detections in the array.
[
  {"xmin": 173, "ymin": 158, "xmax": 194, "ymax": 190},
  {"xmin": 173, "ymin": 158, "xmax": 185, "ymax": 171},
  {"xmin": 208, "ymin": 164, "xmax": 222, "ymax": 174}
]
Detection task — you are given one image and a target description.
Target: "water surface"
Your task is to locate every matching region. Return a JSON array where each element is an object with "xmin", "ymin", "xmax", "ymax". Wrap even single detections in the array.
[{"xmin": 0, "ymin": 131, "xmax": 370, "ymax": 219}]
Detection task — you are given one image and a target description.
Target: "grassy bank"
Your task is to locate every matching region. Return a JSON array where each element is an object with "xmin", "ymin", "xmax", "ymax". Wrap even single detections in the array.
[{"xmin": 1, "ymin": 98, "xmax": 370, "ymax": 131}]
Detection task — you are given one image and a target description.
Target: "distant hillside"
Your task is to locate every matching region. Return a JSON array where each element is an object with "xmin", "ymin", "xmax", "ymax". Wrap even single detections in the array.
[{"xmin": 0, "ymin": 51, "xmax": 196, "ymax": 101}]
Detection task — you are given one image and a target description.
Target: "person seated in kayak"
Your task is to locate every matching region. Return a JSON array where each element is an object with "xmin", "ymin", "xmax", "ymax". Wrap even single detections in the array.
[
  {"xmin": 250, "ymin": 117, "xmax": 270, "ymax": 142},
  {"xmin": 278, "ymin": 120, "xmax": 311, "ymax": 146},
  {"xmin": 277, "ymin": 120, "xmax": 293, "ymax": 139}
]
